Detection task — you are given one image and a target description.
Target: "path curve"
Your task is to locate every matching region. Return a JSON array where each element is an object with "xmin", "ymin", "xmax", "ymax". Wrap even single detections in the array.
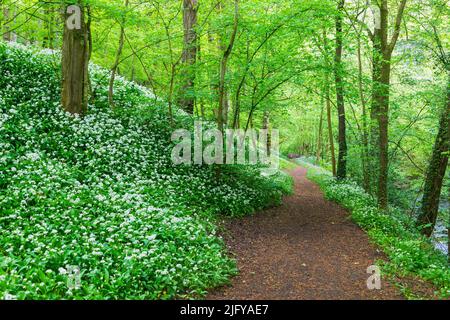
[{"xmin": 208, "ymin": 167, "xmax": 403, "ymax": 300}]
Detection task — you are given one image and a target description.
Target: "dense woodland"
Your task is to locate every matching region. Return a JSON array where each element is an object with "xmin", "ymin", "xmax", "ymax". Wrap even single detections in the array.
[{"xmin": 0, "ymin": 0, "xmax": 449, "ymax": 299}]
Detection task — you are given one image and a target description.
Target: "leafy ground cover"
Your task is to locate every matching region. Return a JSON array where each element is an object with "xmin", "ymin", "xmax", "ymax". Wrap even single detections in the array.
[{"xmin": 0, "ymin": 43, "xmax": 291, "ymax": 299}]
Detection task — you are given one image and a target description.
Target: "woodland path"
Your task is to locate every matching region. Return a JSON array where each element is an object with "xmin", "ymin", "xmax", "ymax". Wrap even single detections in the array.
[{"xmin": 207, "ymin": 167, "xmax": 404, "ymax": 300}]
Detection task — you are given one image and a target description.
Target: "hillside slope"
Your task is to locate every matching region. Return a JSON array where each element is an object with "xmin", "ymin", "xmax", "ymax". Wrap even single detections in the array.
[{"xmin": 0, "ymin": 43, "xmax": 290, "ymax": 299}]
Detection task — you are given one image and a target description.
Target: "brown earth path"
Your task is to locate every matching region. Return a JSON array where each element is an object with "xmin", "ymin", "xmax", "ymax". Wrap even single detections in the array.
[{"xmin": 207, "ymin": 167, "xmax": 404, "ymax": 300}]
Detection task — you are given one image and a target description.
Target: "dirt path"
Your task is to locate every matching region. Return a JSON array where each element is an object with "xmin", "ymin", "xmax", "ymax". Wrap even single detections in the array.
[{"xmin": 208, "ymin": 167, "xmax": 403, "ymax": 300}]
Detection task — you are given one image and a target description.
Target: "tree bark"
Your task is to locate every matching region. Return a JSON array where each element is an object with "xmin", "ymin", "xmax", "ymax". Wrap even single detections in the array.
[
  {"xmin": 357, "ymin": 33, "xmax": 370, "ymax": 193},
  {"xmin": 2, "ymin": 7, "xmax": 11, "ymax": 41},
  {"xmin": 42, "ymin": 4, "xmax": 55, "ymax": 48},
  {"xmin": 179, "ymin": 0, "xmax": 198, "ymax": 114},
  {"xmin": 316, "ymin": 101, "xmax": 324, "ymax": 162},
  {"xmin": 61, "ymin": 2, "xmax": 90, "ymax": 115},
  {"xmin": 335, "ymin": 0, "xmax": 347, "ymax": 180},
  {"xmin": 263, "ymin": 111, "xmax": 271, "ymax": 156},
  {"xmin": 416, "ymin": 74, "xmax": 449, "ymax": 237},
  {"xmin": 370, "ymin": 0, "xmax": 407, "ymax": 210}
]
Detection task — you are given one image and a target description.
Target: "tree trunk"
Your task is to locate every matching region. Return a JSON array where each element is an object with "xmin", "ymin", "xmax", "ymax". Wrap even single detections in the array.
[
  {"xmin": 61, "ymin": 2, "xmax": 90, "ymax": 115},
  {"xmin": 223, "ymin": 90, "xmax": 230, "ymax": 126},
  {"xmin": 316, "ymin": 101, "xmax": 324, "ymax": 163},
  {"xmin": 2, "ymin": 7, "xmax": 11, "ymax": 41},
  {"xmin": 218, "ymin": 0, "xmax": 238, "ymax": 134},
  {"xmin": 416, "ymin": 74, "xmax": 449, "ymax": 237},
  {"xmin": 326, "ymin": 83, "xmax": 337, "ymax": 176},
  {"xmin": 357, "ymin": 34, "xmax": 370, "ymax": 193},
  {"xmin": 179, "ymin": 0, "xmax": 198, "ymax": 114},
  {"xmin": 370, "ymin": 0, "xmax": 407, "ymax": 210},
  {"xmin": 335, "ymin": 0, "xmax": 347, "ymax": 180},
  {"xmin": 42, "ymin": 4, "xmax": 55, "ymax": 49},
  {"xmin": 263, "ymin": 111, "xmax": 271, "ymax": 156},
  {"xmin": 109, "ymin": 0, "xmax": 128, "ymax": 108}
]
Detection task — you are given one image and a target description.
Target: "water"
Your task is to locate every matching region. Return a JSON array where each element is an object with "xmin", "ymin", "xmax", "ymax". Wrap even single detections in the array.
[
  {"xmin": 433, "ymin": 221, "xmax": 448, "ymax": 255},
  {"xmin": 293, "ymin": 155, "xmax": 449, "ymax": 256}
]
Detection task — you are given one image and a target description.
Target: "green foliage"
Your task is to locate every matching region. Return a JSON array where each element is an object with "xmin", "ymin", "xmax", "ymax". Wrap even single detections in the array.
[
  {"xmin": 306, "ymin": 166, "xmax": 450, "ymax": 298},
  {"xmin": 0, "ymin": 43, "xmax": 290, "ymax": 299}
]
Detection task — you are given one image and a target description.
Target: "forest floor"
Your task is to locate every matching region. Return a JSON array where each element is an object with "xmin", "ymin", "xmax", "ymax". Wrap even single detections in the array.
[{"xmin": 207, "ymin": 166, "xmax": 405, "ymax": 300}]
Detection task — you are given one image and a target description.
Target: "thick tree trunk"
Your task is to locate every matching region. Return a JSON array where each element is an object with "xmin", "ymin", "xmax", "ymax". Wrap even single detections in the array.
[
  {"xmin": 335, "ymin": 0, "xmax": 347, "ymax": 180},
  {"xmin": 61, "ymin": 2, "xmax": 90, "ymax": 115},
  {"xmin": 179, "ymin": 0, "xmax": 198, "ymax": 114},
  {"xmin": 416, "ymin": 75, "xmax": 449, "ymax": 237}
]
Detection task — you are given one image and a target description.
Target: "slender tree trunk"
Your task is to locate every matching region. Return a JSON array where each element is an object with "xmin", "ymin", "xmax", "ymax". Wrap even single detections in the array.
[
  {"xmin": 3, "ymin": 7, "xmax": 11, "ymax": 41},
  {"xmin": 61, "ymin": 2, "xmax": 90, "ymax": 115},
  {"xmin": 109, "ymin": 0, "xmax": 128, "ymax": 108},
  {"xmin": 223, "ymin": 90, "xmax": 230, "ymax": 125},
  {"xmin": 43, "ymin": 5, "xmax": 55, "ymax": 48},
  {"xmin": 370, "ymin": 0, "xmax": 407, "ymax": 209},
  {"xmin": 377, "ymin": 54, "xmax": 391, "ymax": 209},
  {"xmin": 218, "ymin": 0, "xmax": 238, "ymax": 133},
  {"xmin": 416, "ymin": 74, "xmax": 449, "ymax": 237},
  {"xmin": 326, "ymin": 83, "xmax": 337, "ymax": 176},
  {"xmin": 167, "ymin": 63, "xmax": 176, "ymax": 124},
  {"xmin": 335, "ymin": 0, "xmax": 347, "ymax": 180},
  {"xmin": 316, "ymin": 99, "xmax": 324, "ymax": 163},
  {"xmin": 86, "ymin": 5, "xmax": 93, "ymax": 100},
  {"xmin": 357, "ymin": 35, "xmax": 370, "ymax": 193},
  {"xmin": 263, "ymin": 111, "xmax": 271, "ymax": 156},
  {"xmin": 130, "ymin": 55, "xmax": 136, "ymax": 81},
  {"xmin": 179, "ymin": 0, "xmax": 198, "ymax": 114}
]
